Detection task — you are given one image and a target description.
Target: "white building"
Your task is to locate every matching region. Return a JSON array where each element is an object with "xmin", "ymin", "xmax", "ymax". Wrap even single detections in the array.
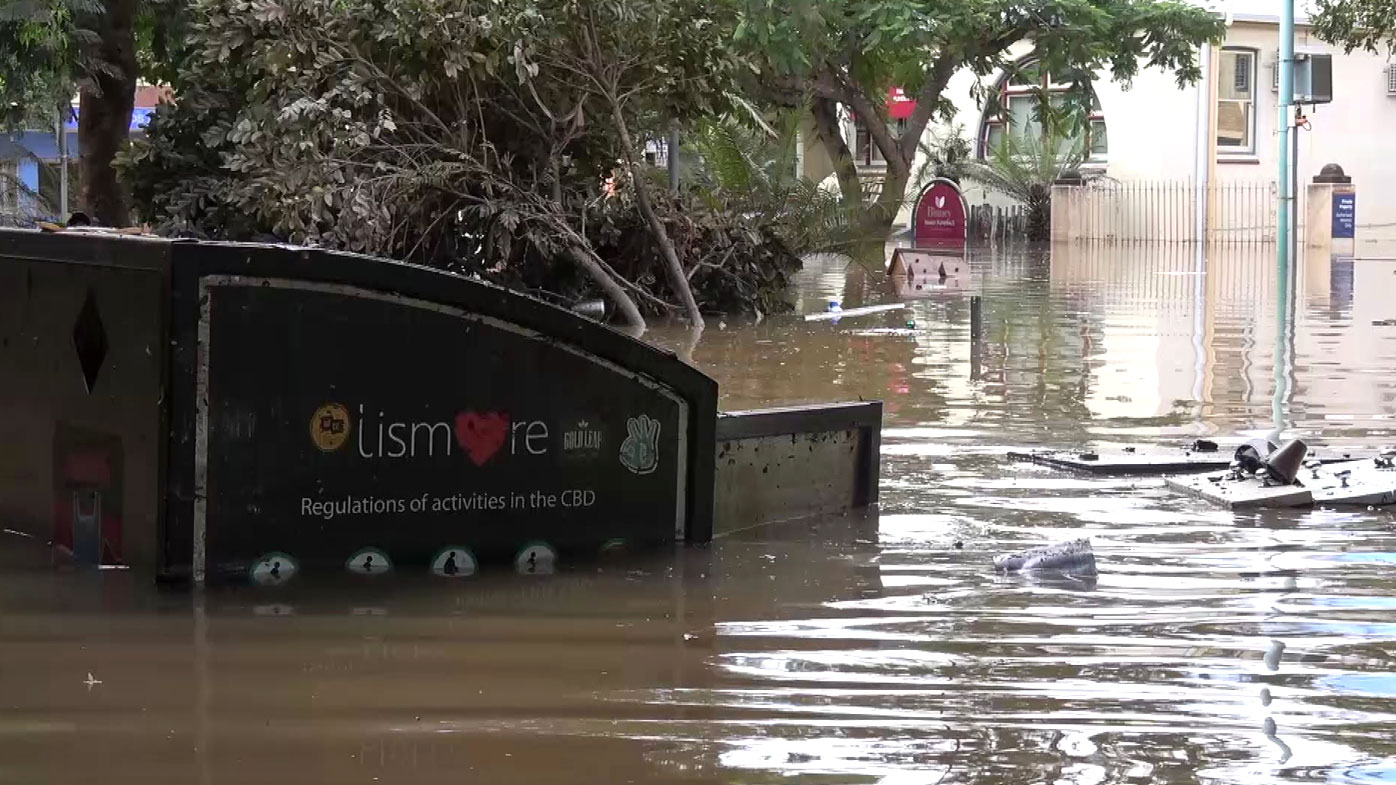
[{"xmin": 806, "ymin": 0, "xmax": 1396, "ymax": 249}]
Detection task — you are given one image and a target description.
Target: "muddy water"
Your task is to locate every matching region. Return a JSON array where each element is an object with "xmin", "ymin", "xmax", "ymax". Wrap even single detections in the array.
[{"xmin": 6, "ymin": 245, "xmax": 1396, "ymax": 784}]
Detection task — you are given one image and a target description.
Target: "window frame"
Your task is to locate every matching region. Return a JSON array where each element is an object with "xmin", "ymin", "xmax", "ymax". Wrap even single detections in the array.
[
  {"xmin": 853, "ymin": 116, "xmax": 908, "ymax": 167},
  {"xmin": 1217, "ymin": 47, "xmax": 1258, "ymax": 156},
  {"xmin": 979, "ymin": 59, "xmax": 1107, "ymax": 163}
]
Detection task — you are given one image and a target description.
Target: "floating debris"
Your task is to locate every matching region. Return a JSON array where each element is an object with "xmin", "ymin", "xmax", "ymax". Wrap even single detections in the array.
[
  {"xmin": 994, "ymin": 538, "xmax": 1097, "ymax": 576},
  {"xmin": 804, "ymin": 303, "xmax": 909, "ymax": 322}
]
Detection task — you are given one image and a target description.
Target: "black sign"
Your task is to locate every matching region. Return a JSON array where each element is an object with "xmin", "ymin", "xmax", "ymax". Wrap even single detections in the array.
[
  {"xmin": 1333, "ymin": 192, "xmax": 1356, "ymax": 240},
  {"xmin": 198, "ymin": 280, "xmax": 690, "ymax": 578}
]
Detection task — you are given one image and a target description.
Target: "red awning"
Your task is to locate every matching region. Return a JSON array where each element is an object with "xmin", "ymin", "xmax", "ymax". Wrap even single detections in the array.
[{"xmin": 888, "ymin": 87, "xmax": 915, "ymax": 120}]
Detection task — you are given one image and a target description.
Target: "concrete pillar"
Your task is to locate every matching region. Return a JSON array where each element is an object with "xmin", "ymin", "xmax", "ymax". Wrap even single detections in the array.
[
  {"xmin": 1306, "ymin": 163, "xmax": 1355, "ymax": 257},
  {"xmin": 1051, "ymin": 177, "xmax": 1083, "ymax": 243}
]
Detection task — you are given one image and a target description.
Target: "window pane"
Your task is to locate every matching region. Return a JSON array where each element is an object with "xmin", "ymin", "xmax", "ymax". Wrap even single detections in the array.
[
  {"xmin": 1217, "ymin": 100, "xmax": 1251, "ymax": 149},
  {"xmin": 1089, "ymin": 120, "xmax": 1108, "ymax": 156},
  {"xmin": 1009, "ymin": 62, "xmax": 1043, "ymax": 87},
  {"xmin": 855, "ymin": 120, "xmax": 871, "ymax": 165},
  {"xmin": 1008, "ymin": 95, "xmax": 1037, "ymax": 139},
  {"xmin": 986, "ymin": 124, "xmax": 1005, "ymax": 152},
  {"xmin": 1219, "ymin": 50, "xmax": 1254, "ymax": 101},
  {"xmin": 36, "ymin": 160, "xmax": 79, "ymax": 216}
]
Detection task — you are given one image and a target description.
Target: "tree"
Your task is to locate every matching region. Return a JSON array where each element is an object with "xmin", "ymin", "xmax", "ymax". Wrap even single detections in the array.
[
  {"xmin": 0, "ymin": 0, "xmax": 185, "ymax": 225},
  {"xmin": 125, "ymin": 0, "xmax": 788, "ymax": 328},
  {"xmin": 734, "ymin": 0, "xmax": 1225, "ymax": 236},
  {"xmin": 963, "ymin": 125, "xmax": 1099, "ymax": 240},
  {"xmin": 1312, "ymin": 0, "xmax": 1396, "ymax": 53}
]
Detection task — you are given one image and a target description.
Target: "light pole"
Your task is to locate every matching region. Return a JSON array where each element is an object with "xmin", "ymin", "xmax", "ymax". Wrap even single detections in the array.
[{"xmin": 1272, "ymin": 0, "xmax": 1296, "ymax": 440}]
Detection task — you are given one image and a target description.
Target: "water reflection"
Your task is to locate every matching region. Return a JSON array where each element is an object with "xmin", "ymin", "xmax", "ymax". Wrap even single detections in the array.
[{"xmin": 6, "ymin": 245, "xmax": 1396, "ymax": 783}]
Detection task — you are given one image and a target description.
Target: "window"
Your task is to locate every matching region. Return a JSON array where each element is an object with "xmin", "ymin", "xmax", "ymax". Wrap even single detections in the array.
[
  {"xmin": 978, "ymin": 59, "xmax": 1107, "ymax": 161},
  {"xmin": 0, "ymin": 160, "xmax": 19, "ymax": 220},
  {"xmin": 1218, "ymin": 48, "xmax": 1256, "ymax": 153},
  {"xmin": 855, "ymin": 117, "xmax": 907, "ymax": 167},
  {"xmin": 36, "ymin": 159, "xmax": 80, "ymax": 218}
]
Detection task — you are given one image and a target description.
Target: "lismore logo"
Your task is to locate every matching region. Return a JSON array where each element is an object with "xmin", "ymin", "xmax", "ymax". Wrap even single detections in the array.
[
  {"xmin": 312, "ymin": 404, "xmax": 550, "ymax": 465},
  {"xmin": 562, "ymin": 419, "xmax": 603, "ymax": 455}
]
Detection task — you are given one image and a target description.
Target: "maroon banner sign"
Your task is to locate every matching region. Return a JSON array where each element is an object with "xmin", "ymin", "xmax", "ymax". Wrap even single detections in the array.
[{"xmin": 911, "ymin": 179, "xmax": 967, "ymax": 248}]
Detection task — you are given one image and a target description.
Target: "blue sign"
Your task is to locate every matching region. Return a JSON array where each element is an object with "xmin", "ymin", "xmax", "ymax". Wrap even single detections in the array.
[
  {"xmin": 1333, "ymin": 192, "xmax": 1356, "ymax": 239},
  {"xmin": 62, "ymin": 107, "xmax": 153, "ymax": 132}
]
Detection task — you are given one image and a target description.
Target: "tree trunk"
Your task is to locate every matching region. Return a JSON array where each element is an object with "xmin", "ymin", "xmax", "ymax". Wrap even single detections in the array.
[
  {"xmin": 810, "ymin": 97, "xmax": 862, "ymax": 204},
  {"xmin": 867, "ymin": 164, "xmax": 911, "ymax": 236},
  {"xmin": 605, "ymin": 99, "xmax": 704, "ymax": 329},
  {"xmin": 77, "ymin": 0, "xmax": 138, "ymax": 226}
]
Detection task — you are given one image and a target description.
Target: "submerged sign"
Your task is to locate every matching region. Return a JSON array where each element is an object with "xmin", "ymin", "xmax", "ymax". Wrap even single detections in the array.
[
  {"xmin": 911, "ymin": 179, "xmax": 967, "ymax": 247},
  {"xmin": 172, "ymin": 259, "xmax": 715, "ymax": 581}
]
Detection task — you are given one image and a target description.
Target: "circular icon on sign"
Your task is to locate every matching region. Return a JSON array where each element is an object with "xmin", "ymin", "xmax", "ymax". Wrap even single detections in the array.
[
  {"xmin": 430, "ymin": 546, "xmax": 477, "ymax": 578},
  {"xmin": 514, "ymin": 542, "xmax": 556, "ymax": 575},
  {"xmin": 310, "ymin": 403, "xmax": 352, "ymax": 452},
  {"xmin": 249, "ymin": 552, "xmax": 298, "ymax": 586},
  {"xmin": 346, "ymin": 547, "xmax": 392, "ymax": 575}
]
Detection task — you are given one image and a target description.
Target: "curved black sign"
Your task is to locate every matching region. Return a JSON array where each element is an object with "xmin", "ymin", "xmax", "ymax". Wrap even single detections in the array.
[{"xmin": 164, "ymin": 244, "xmax": 716, "ymax": 581}]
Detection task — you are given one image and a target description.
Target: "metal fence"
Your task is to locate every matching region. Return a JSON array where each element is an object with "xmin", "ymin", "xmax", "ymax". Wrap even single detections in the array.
[
  {"xmin": 969, "ymin": 203, "xmax": 1029, "ymax": 242},
  {"xmin": 1052, "ymin": 180, "xmax": 1278, "ymax": 244}
]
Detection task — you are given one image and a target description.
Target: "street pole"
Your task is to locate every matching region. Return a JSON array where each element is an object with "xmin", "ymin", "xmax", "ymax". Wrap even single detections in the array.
[
  {"xmin": 55, "ymin": 104, "xmax": 69, "ymax": 219},
  {"xmin": 1272, "ymin": 0, "xmax": 1295, "ymax": 440},
  {"xmin": 1194, "ymin": 42, "xmax": 1211, "ymax": 246},
  {"xmin": 668, "ymin": 127, "xmax": 680, "ymax": 193},
  {"xmin": 1278, "ymin": 0, "xmax": 1294, "ymax": 275}
]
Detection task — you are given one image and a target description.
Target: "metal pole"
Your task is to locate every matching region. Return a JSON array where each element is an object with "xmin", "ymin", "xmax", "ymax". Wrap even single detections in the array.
[
  {"xmin": 1278, "ymin": 0, "xmax": 1294, "ymax": 274},
  {"xmin": 667, "ymin": 127, "xmax": 680, "ymax": 193},
  {"xmin": 1272, "ymin": 0, "xmax": 1295, "ymax": 439},
  {"xmin": 1291, "ymin": 105, "xmax": 1299, "ymax": 275},
  {"xmin": 56, "ymin": 104, "xmax": 69, "ymax": 219},
  {"xmin": 1200, "ymin": 43, "xmax": 1211, "ymax": 244}
]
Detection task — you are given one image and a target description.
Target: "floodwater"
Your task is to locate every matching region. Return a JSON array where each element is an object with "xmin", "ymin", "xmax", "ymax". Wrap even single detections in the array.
[{"xmin": 6, "ymin": 244, "xmax": 1396, "ymax": 784}]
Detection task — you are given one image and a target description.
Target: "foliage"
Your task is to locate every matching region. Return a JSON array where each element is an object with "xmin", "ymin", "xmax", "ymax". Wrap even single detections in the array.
[
  {"xmin": 962, "ymin": 125, "xmax": 1099, "ymax": 241},
  {"xmin": 733, "ymin": 0, "xmax": 1225, "ymax": 233},
  {"xmin": 1, "ymin": 0, "xmax": 191, "ymax": 224},
  {"xmin": 124, "ymin": 0, "xmax": 796, "ymax": 323},
  {"xmin": 685, "ymin": 113, "xmax": 866, "ymax": 256},
  {"xmin": 913, "ymin": 123, "xmax": 972, "ymax": 187},
  {"xmin": 0, "ymin": 0, "xmax": 99, "ymax": 128},
  {"xmin": 1313, "ymin": 0, "xmax": 1396, "ymax": 53}
]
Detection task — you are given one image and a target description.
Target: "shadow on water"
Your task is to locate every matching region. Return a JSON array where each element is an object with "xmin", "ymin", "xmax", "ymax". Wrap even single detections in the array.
[{"xmin": 8, "ymin": 244, "xmax": 1396, "ymax": 783}]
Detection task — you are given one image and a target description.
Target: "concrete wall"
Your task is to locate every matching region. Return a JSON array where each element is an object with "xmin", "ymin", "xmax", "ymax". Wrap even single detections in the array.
[
  {"xmin": 712, "ymin": 402, "xmax": 881, "ymax": 537},
  {"xmin": 0, "ymin": 236, "xmax": 169, "ymax": 569}
]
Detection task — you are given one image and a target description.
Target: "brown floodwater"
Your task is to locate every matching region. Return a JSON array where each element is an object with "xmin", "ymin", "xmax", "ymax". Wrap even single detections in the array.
[{"xmin": 5, "ymin": 244, "xmax": 1396, "ymax": 784}]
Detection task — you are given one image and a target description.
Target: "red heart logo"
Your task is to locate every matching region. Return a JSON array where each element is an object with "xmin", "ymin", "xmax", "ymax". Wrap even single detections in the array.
[{"xmin": 454, "ymin": 411, "xmax": 509, "ymax": 466}]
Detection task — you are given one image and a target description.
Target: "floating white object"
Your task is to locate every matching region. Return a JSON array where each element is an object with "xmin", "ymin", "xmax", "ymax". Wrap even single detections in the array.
[
  {"xmin": 994, "ymin": 538, "xmax": 1097, "ymax": 575},
  {"xmin": 804, "ymin": 303, "xmax": 908, "ymax": 322}
]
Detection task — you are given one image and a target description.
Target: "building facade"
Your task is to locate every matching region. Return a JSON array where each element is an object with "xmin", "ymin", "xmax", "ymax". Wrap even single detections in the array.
[
  {"xmin": 806, "ymin": 1, "xmax": 1396, "ymax": 250},
  {"xmin": 1, "ymin": 85, "xmax": 166, "ymax": 224}
]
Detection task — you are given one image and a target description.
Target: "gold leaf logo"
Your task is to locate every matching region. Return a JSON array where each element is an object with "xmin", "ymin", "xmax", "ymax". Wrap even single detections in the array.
[{"xmin": 310, "ymin": 403, "xmax": 351, "ymax": 452}]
